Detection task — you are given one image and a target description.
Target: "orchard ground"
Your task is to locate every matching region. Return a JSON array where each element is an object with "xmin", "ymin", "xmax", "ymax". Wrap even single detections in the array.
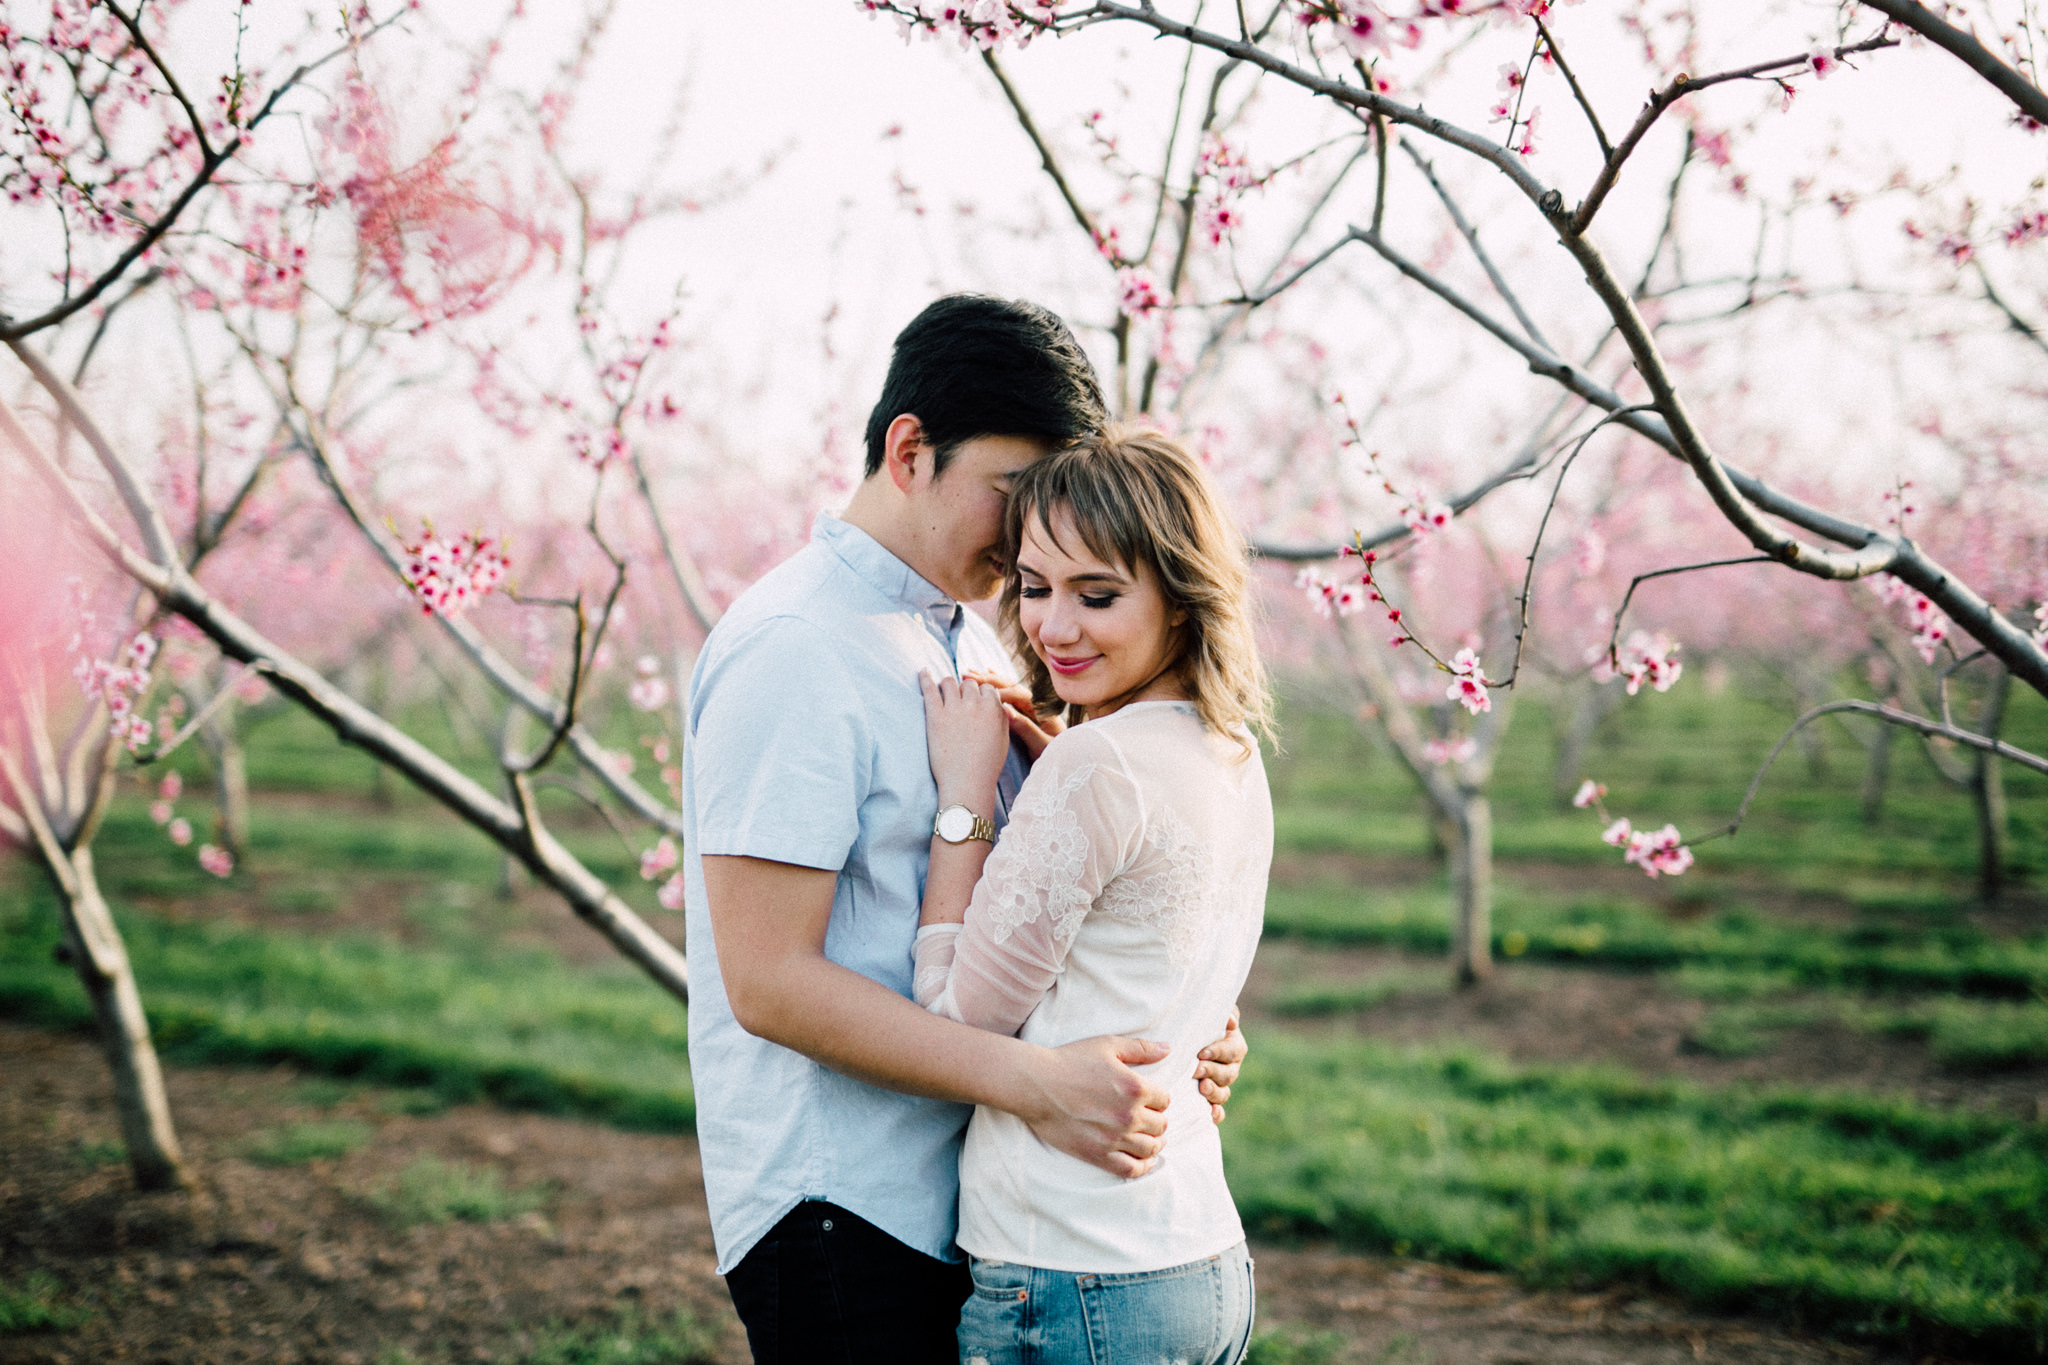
[{"xmin": 1, "ymin": 668, "xmax": 2044, "ymax": 1364}]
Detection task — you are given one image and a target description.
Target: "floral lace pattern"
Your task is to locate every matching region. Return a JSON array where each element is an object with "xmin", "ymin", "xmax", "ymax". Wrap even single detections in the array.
[
  {"xmin": 977, "ymin": 761, "xmax": 1100, "ymax": 952},
  {"xmin": 1099, "ymin": 804, "xmax": 1216, "ymax": 968}
]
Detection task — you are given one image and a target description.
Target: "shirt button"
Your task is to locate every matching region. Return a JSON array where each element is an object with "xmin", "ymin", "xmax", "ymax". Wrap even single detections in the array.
[{"xmin": 821, "ymin": 1219, "xmax": 834, "ymax": 1232}]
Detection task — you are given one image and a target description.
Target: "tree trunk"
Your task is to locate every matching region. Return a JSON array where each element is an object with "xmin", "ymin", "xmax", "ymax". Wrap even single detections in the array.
[
  {"xmin": 1859, "ymin": 714, "xmax": 1893, "ymax": 826},
  {"xmin": 48, "ymin": 845, "xmax": 188, "ymax": 1191},
  {"xmin": 1447, "ymin": 792, "xmax": 1494, "ymax": 986},
  {"xmin": 205, "ymin": 715, "xmax": 250, "ymax": 859},
  {"xmin": 1552, "ymin": 678, "xmax": 1620, "ymax": 806},
  {"xmin": 1971, "ymin": 666, "xmax": 2013, "ymax": 900}
]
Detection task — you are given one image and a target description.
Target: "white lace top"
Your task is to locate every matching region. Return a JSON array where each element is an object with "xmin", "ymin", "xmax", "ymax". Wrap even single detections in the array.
[{"xmin": 912, "ymin": 700, "xmax": 1273, "ymax": 1273}]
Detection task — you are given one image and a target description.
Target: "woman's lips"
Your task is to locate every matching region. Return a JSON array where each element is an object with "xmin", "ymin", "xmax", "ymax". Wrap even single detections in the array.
[{"xmin": 1046, "ymin": 653, "xmax": 1097, "ymax": 676}]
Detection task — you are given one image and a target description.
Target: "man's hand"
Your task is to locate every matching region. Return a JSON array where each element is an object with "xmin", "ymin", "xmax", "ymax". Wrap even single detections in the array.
[
  {"xmin": 1017, "ymin": 1034, "xmax": 1173, "ymax": 1178},
  {"xmin": 1194, "ymin": 1008, "xmax": 1246, "ymax": 1124},
  {"xmin": 963, "ymin": 670, "xmax": 1065, "ymax": 762}
]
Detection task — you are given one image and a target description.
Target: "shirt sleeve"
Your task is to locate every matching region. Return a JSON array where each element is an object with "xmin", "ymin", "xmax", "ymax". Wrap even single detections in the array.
[
  {"xmin": 913, "ymin": 727, "xmax": 1144, "ymax": 1034},
  {"xmin": 688, "ymin": 615, "xmax": 870, "ymax": 871}
]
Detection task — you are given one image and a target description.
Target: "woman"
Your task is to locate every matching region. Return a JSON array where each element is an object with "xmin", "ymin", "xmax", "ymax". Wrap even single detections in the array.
[{"xmin": 915, "ymin": 426, "xmax": 1274, "ymax": 1365}]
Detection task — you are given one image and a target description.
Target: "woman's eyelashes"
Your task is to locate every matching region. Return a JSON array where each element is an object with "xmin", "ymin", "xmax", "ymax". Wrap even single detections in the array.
[{"xmin": 1017, "ymin": 581, "xmax": 1119, "ymax": 609}]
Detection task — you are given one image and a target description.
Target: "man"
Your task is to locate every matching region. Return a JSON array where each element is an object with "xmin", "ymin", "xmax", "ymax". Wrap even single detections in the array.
[{"xmin": 682, "ymin": 295, "xmax": 1246, "ymax": 1362}]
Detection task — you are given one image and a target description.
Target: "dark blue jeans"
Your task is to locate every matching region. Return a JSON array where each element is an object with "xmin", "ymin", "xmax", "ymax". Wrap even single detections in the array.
[{"xmin": 724, "ymin": 1199, "xmax": 971, "ymax": 1364}]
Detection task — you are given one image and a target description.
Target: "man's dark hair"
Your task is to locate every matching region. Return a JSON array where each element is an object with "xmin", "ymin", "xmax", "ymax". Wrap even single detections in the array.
[{"xmin": 863, "ymin": 294, "xmax": 1106, "ymax": 479}]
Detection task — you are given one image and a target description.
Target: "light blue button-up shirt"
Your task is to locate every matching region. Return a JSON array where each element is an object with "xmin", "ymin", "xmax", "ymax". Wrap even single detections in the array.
[{"xmin": 682, "ymin": 512, "xmax": 1027, "ymax": 1274}]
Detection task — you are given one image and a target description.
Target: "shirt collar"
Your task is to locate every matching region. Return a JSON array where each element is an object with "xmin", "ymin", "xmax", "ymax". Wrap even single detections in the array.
[{"xmin": 813, "ymin": 511, "xmax": 963, "ymax": 636}]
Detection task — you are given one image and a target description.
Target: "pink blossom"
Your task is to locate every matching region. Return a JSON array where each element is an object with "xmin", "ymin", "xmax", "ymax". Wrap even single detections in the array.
[
  {"xmin": 640, "ymin": 836, "xmax": 679, "ymax": 881},
  {"xmin": 657, "ymin": 873, "xmax": 686, "ymax": 912},
  {"xmin": 1808, "ymin": 49, "xmax": 1839, "ymax": 79},
  {"xmin": 1571, "ymin": 779, "xmax": 1606, "ymax": 809},
  {"xmin": 1615, "ymin": 631, "xmax": 1682, "ymax": 695},
  {"xmin": 197, "ymin": 844, "xmax": 234, "ymax": 878},
  {"xmin": 1445, "ymin": 648, "xmax": 1491, "ymax": 715},
  {"xmin": 1423, "ymin": 736, "xmax": 1478, "ymax": 766},
  {"xmin": 401, "ymin": 526, "xmax": 511, "ymax": 619},
  {"xmin": 1622, "ymin": 823, "xmax": 1693, "ymax": 878},
  {"xmin": 1574, "ymin": 529, "xmax": 1606, "ymax": 577},
  {"xmin": 1117, "ymin": 267, "xmax": 1164, "ymax": 318},
  {"xmin": 149, "ymin": 800, "xmax": 174, "ymax": 825},
  {"xmin": 629, "ymin": 676, "xmax": 672, "ymax": 712},
  {"xmin": 168, "ymin": 818, "xmax": 194, "ymax": 846}
]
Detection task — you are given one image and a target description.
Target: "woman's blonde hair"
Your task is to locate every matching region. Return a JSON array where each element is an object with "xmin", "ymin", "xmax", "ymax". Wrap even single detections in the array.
[{"xmin": 999, "ymin": 426, "xmax": 1273, "ymax": 752}]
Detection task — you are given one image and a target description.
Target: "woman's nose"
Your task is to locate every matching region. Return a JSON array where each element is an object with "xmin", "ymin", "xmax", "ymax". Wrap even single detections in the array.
[{"xmin": 1038, "ymin": 600, "xmax": 1082, "ymax": 646}]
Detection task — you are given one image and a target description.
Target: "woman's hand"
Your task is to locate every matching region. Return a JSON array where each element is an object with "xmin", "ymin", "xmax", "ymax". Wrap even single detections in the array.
[
  {"xmin": 1194, "ymin": 1008, "xmax": 1246, "ymax": 1125},
  {"xmin": 963, "ymin": 669, "xmax": 1066, "ymax": 763},
  {"xmin": 921, "ymin": 671, "xmax": 1010, "ymax": 811}
]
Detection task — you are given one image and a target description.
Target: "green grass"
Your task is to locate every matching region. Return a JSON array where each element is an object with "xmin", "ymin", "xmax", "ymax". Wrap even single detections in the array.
[
  {"xmin": 519, "ymin": 1308, "xmax": 722, "ymax": 1364},
  {"xmin": 244, "ymin": 1120, "xmax": 373, "ymax": 1166},
  {"xmin": 0, "ymin": 1271, "xmax": 89, "ymax": 1333},
  {"xmin": 1268, "ymin": 671, "xmax": 2047, "ymax": 880},
  {"xmin": 1225, "ymin": 1032, "xmax": 2048, "ymax": 1356},
  {"xmin": 0, "ymin": 898, "xmax": 694, "ymax": 1133},
  {"xmin": 370, "ymin": 1155, "xmax": 547, "ymax": 1227},
  {"xmin": 1263, "ymin": 878, "xmax": 2048, "ymax": 997},
  {"xmin": 1245, "ymin": 1322, "xmax": 1347, "ymax": 1365},
  {"xmin": 1270, "ymin": 965, "xmax": 1449, "ymax": 1017}
]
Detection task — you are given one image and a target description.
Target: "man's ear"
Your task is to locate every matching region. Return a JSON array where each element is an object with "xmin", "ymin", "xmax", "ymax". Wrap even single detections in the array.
[{"xmin": 883, "ymin": 414, "xmax": 926, "ymax": 494}]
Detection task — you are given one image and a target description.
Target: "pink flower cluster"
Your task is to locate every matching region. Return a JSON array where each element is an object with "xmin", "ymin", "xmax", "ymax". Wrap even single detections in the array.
[
  {"xmin": 1605, "ymin": 820, "xmax": 1694, "ymax": 878},
  {"xmin": 1192, "ymin": 134, "xmax": 1259, "ymax": 246},
  {"xmin": 1295, "ymin": 2, "xmax": 1423, "ymax": 60},
  {"xmin": 640, "ymin": 836, "xmax": 684, "ymax": 910},
  {"xmin": 198, "ymin": 844, "xmax": 234, "ymax": 878},
  {"xmin": 1118, "ymin": 267, "xmax": 1164, "ymax": 319},
  {"xmin": 1295, "ymin": 566, "xmax": 1368, "ymax": 618},
  {"xmin": 858, "ymin": 1, "xmax": 1063, "ymax": 53},
  {"xmin": 401, "ymin": 527, "xmax": 510, "ymax": 619},
  {"xmin": 1445, "ymin": 648, "xmax": 1491, "ymax": 715},
  {"xmin": 75, "ymin": 633, "xmax": 160, "ymax": 752},
  {"xmin": 1577, "ymin": 780, "xmax": 1693, "ymax": 878},
  {"xmin": 629, "ymin": 656, "xmax": 671, "ymax": 713},
  {"xmin": 1423, "ymin": 735, "xmax": 1477, "ymax": 765},
  {"xmin": 1607, "ymin": 631, "xmax": 1682, "ymax": 695},
  {"xmin": 1868, "ymin": 574, "xmax": 1950, "ymax": 665}
]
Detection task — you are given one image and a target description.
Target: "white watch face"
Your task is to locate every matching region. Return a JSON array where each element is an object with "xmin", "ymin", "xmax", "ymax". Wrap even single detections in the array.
[{"xmin": 936, "ymin": 805, "xmax": 975, "ymax": 843}]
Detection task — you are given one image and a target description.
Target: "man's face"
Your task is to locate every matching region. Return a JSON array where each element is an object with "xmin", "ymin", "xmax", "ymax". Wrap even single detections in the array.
[{"xmin": 908, "ymin": 433, "xmax": 1050, "ymax": 602}]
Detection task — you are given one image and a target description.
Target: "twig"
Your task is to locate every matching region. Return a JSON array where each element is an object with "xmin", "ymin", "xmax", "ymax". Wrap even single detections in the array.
[
  {"xmin": 1493, "ymin": 405, "xmax": 1656, "ymax": 687},
  {"xmin": 1534, "ymin": 15, "xmax": 1612, "ymax": 159},
  {"xmin": 1604, "ymin": 556, "xmax": 1774, "ymax": 662},
  {"xmin": 1693, "ymin": 699, "xmax": 2048, "ymax": 845},
  {"xmin": 1400, "ymin": 139, "xmax": 1550, "ymax": 351},
  {"xmin": 145, "ymin": 662, "xmax": 268, "ymax": 763},
  {"xmin": 1571, "ymin": 33, "xmax": 1895, "ymax": 235}
]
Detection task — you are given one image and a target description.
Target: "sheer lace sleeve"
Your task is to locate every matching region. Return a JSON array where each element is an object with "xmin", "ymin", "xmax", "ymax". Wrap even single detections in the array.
[{"xmin": 912, "ymin": 727, "xmax": 1143, "ymax": 1035}]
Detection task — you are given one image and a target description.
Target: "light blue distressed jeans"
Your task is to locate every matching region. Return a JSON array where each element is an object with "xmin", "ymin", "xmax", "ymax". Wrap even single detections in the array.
[{"xmin": 956, "ymin": 1241, "xmax": 1255, "ymax": 1365}]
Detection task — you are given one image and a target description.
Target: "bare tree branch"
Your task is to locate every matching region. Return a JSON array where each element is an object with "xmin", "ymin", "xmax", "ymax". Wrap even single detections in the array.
[{"xmin": 1858, "ymin": 0, "xmax": 2048, "ymax": 126}]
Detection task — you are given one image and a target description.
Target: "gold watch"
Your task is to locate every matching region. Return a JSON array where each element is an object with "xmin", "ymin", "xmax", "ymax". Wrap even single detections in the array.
[{"xmin": 933, "ymin": 804, "xmax": 995, "ymax": 844}]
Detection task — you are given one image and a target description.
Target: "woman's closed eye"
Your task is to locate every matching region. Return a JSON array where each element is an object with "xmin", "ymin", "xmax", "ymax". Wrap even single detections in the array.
[{"xmin": 1080, "ymin": 593, "xmax": 1118, "ymax": 609}]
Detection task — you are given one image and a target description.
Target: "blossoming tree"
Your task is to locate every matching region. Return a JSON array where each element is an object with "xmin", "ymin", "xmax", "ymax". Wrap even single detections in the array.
[{"xmin": 862, "ymin": 0, "xmax": 2048, "ymax": 880}]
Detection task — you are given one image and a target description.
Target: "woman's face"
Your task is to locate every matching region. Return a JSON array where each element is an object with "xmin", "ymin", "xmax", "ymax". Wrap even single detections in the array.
[{"xmin": 1016, "ymin": 508, "xmax": 1184, "ymax": 719}]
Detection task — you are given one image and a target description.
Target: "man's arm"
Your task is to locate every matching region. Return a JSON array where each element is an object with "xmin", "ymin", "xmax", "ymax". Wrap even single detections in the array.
[{"xmin": 703, "ymin": 853, "xmax": 1171, "ymax": 1178}]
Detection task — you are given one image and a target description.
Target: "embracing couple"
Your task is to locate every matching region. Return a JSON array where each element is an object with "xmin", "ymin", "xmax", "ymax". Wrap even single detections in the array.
[{"xmin": 681, "ymin": 294, "xmax": 1275, "ymax": 1365}]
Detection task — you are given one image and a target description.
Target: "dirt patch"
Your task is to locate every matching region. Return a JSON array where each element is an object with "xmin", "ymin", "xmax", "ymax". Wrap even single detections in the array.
[
  {"xmin": 1242, "ymin": 940, "xmax": 2048, "ymax": 1118},
  {"xmin": 1, "ymin": 1024, "xmax": 1950, "ymax": 1365}
]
